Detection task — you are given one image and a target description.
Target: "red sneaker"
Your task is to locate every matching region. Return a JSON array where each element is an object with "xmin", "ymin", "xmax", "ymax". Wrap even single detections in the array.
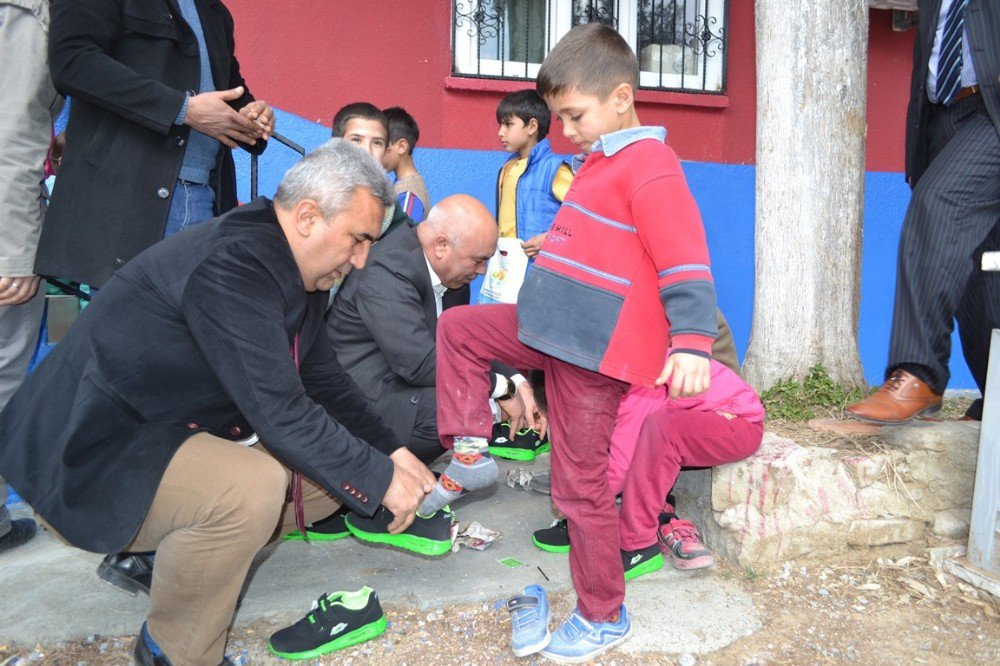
[{"xmin": 657, "ymin": 518, "xmax": 714, "ymax": 570}]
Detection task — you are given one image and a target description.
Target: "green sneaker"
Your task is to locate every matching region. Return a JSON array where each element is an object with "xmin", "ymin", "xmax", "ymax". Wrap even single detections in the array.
[
  {"xmin": 268, "ymin": 587, "xmax": 387, "ymax": 660},
  {"xmin": 489, "ymin": 421, "xmax": 551, "ymax": 461},
  {"xmin": 282, "ymin": 509, "xmax": 351, "ymax": 541},
  {"xmin": 622, "ymin": 545, "xmax": 664, "ymax": 581},
  {"xmin": 531, "ymin": 519, "xmax": 570, "ymax": 553},
  {"xmin": 345, "ymin": 506, "xmax": 455, "ymax": 557}
]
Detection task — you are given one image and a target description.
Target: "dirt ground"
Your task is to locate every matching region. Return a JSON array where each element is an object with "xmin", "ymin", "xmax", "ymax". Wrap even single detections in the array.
[{"xmin": 4, "ymin": 406, "xmax": 998, "ymax": 665}]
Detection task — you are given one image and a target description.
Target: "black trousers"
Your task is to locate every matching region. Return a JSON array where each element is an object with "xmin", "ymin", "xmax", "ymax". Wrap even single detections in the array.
[{"xmin": 888, "ymin": 94, "xmax": 1000, "ymax": 415}]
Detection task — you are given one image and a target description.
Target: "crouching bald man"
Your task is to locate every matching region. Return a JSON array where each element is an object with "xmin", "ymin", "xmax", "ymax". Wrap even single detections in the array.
[{"xmin": 0, "ymin": 139, "xmax": 434, "ymax": 666}]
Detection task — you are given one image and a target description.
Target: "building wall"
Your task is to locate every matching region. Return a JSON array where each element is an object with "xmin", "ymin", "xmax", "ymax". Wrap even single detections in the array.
[{"xmin": 225, "ymin": 2, "xmax": 975, "ymax": 390}]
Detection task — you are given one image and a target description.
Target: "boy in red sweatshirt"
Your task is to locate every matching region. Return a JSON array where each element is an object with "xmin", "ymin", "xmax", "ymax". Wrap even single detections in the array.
[{"xmin": 425, "ymin": 23, "xmax": 718, "ymax": 661}]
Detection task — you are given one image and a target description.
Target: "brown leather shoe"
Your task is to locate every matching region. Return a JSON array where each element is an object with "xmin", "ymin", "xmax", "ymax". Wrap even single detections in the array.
[{"xmin": 845, "ymin": 369, "xmax": 942, "ymax": 424}]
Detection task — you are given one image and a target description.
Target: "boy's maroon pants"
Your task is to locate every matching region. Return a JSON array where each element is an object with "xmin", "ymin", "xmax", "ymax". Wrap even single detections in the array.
[
  {"xmin": 619, "ymin": 407, "xmax": 764, "ymax": 550},
  {"xmin": 436, "ymin": 304, "xmax": 628, "ymax": 622}
]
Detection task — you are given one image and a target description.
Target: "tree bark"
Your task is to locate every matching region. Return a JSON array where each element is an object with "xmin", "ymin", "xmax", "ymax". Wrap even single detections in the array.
[{"xmin": 743, "ymin": 0, "xmax": 869, "ymax": 390}]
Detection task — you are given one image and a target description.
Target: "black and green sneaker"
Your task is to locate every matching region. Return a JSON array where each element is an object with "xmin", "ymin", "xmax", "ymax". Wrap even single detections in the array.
[
  {"xmin": 345, "ymin": 506, "xmax": 454, "ymax": 557},
  {"xmin": 621, "ymin": 545, "xmax": 664, "ymax": 581},
  {"xmin": 489, "ymin": 421, "xmax": 552, "ymax": 461},
  {"xmin": 283, "ymin": 507, "xmax": 351, "ymax": 542},
  {"xmin": 268, "ymin": 586, "xmax": 387, "ymax": 660},
  {"xmin": 531, "ymin": 518, "xmax": 570, "ymax": 553}
]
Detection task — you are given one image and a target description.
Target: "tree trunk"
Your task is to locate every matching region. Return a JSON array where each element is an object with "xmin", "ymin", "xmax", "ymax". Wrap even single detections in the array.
[{"xmin": 743, "ymin": 0, "xmax": 869, "ymax": 390}]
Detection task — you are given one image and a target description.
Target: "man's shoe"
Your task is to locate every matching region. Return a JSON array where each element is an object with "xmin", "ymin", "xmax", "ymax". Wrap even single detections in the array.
[
  {"xmin": 506, "ymin": 584, "xmax": 551, "ymax": 657},
  {"xmin": 539, "ymin": 606, "xmax": 632, "ymax": 663},
  {"xmin": 845, "ymin": 369, "xmax": 942, "ymax": 424},
  {"xmin": 283, "ymin": 507, "xmax": 351, "ymax": 541},
  {"xmin": 658, "ymin": 517, "xmax": 714, "ymax": 570},
  {"xmin": 621, "ymin": 545, "xmax": 663, "ymax": 581},
  {"xmin": 531, "ymin": 518, "xmax": 570, "ymax": 553},
  {"xmin": 490, "ymin": 421, "xmax": 551, "ymax": 461},
  {"xmin": 345, "ymin": 506, "xmax": 454, "ymax": 556},
  {"xmin": 134, "ymin": 622, "xmax": 169, "ymax": 666},
  {"xmin": 268, "ymin": 587, "xmax": 387, "ymax": 660},
  {"xmin": 98, "ymin": 552, "xmax": 154, "ymax": 596},
  {"xmin": 0, "ymin": 518, "xmax": 37, "ymax": 554}
]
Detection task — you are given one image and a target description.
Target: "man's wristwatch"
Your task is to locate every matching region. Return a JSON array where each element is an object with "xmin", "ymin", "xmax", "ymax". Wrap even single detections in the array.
[{"xmin": 498, "ymin": 376, "xmax": 518, "ymax": 401}]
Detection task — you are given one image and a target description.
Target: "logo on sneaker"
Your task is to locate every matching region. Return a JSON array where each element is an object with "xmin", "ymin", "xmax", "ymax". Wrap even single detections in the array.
[
  {"xmin": 329, "ymin": 622, "xmax": 348, "ymax": 636},
  {"xmin": 630, "ymin": 554, "xmax": 643, "ymax": 565}
]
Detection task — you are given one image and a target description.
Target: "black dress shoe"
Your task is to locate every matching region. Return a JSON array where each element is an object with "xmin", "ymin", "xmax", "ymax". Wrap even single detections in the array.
[
  {"xmin": 0, "ymin": 518, "xmax": 37, "ymax": 554},
  {"xmin": 99, "ymin": 552, "xmax": 154, "ymax": 596},
  {"xmin": 133, "ymin": 622, "xmax": 234, "ymax": 666}
]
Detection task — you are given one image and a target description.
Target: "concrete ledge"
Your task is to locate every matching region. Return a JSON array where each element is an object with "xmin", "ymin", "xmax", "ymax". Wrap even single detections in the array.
[{"xmin": 675, "ymin": 422, "xmax": 981, "ymax": 568}]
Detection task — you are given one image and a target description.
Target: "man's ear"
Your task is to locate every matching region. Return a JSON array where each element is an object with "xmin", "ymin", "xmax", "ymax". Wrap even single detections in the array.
[
  {"xmin": 434, "ymin": 235, "xmax": 450, "ymax": 259},
  {"xmin": 611, "ymin": 82, "xmax": 634, "ymax": 114},
  {"xmin": 291, "ymin": 199, "xmax": 323, "ymax": 238}
]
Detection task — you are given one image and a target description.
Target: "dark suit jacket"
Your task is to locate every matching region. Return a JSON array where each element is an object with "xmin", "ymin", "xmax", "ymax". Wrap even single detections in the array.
[
  {"xmin": 0, "ymin": 199, "xmax": 399, "ymax": 553},
  {"xmin": 905, "ymin": 0, "xmax": 1000, "ymax": 184},
  {"xmin": 326, "ymin": 224, "xmax": 469, "ymax": 442},
  {"xmin": 37, "ymin": 0, "xmax": 266, "ymax": 287}
]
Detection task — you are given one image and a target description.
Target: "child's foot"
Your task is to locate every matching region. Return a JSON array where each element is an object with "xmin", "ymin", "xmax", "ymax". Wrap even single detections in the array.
[
  {"xmin": 539, "ymin": 606, "xmax": 632, "ymax": 663},
  {"xmin": 506, "ymin": 584, "xmax": 551, "ymax": 657},
  {"xmin": 658, "ymin": 517, "xmax": 714, "ymax": 570},
  {"xmin": 345, "ymin": 506, "xmax": 455, "ymax": 556},
  {"xmin": 283, "ymin": 506, "xmax": 351, "ymax": 541},
  {"xmin": 418, "ymin": 437, "xmax": 497, "ymax": 516},
  {"xmin": 489, "ymin": 421, "xmax": 551, "ymax": 461},
  {"xmin": 621, "ymin": 544, "xmax": 663, "ymax": 581},
  {"xmin": 531, "ymin": 518, "xmax": 570, "ymax": 553},
  {"xmin": 268, "ymin": 587, "xmax": 387, "ymax": 659}
]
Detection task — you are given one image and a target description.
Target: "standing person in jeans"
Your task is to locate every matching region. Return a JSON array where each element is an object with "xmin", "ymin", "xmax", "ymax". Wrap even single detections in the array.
[
  {"xmin": 0, "ymin": 0, "xmax": 63, "ymax": 556},
  {"xmin": 36, "ymin": 0, "xmax": 273, "ymax": 593}
]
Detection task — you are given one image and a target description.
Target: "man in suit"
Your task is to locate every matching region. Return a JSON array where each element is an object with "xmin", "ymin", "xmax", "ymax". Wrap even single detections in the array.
[
  {"xmin": 36, "ymin": 0, "xmax": 272, "ymax": 289},
  {"xmin": 848, "ymin": 0, "xmax": 1000, "ymax": 424},
  {"xmin": 327, "ymin": 195, "xmax": 500, "ymax": 463},
  {"xmin": 0, "ymin": 139, "xmax": 435, "ymax": 665}
]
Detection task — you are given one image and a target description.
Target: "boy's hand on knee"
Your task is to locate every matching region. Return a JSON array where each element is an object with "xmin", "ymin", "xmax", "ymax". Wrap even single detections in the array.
[{"xmin": 657, "ymin": 353, "xmax": 711, "ymax": 398}]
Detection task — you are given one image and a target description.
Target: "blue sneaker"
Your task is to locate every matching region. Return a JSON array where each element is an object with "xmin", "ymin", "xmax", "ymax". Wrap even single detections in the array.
[
  {"xmin": 539, "ymin": 606, "xmax": 632, "ymax": 663},
  {"xmin": 506, "ymin": 584, "xmax": 551, "ymax": 657}
]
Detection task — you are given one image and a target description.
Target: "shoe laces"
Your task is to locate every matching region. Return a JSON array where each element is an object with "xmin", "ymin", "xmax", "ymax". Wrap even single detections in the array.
[
  {"xmin": 885, "ymin": 369, "xmax": 907, "ymax": 392},
  {"xmin": 665, "ymin": 518, "xmax": 699, "ymax": 542}
]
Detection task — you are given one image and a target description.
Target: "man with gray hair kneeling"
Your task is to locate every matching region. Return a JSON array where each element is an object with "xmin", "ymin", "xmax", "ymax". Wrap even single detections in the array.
[{"xmin": 0, "ymin": 139, "xmax": 435, "ymax": 665}]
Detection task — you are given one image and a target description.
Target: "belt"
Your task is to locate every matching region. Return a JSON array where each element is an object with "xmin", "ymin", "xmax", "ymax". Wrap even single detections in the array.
[{"xmin": 953, "ymin": 85, "xmax": 981, "ymax": 103}]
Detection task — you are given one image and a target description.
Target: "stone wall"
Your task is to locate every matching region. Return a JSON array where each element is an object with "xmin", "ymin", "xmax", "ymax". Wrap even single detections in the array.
[{"xmin": 673, "ymin": 422, "xmax": 981, "ymax": 568}]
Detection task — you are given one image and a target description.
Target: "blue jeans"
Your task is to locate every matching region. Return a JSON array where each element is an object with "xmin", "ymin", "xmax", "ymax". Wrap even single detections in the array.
[{"xmin": 162, "ymin": 181, "xmax": 215, "ymax": 239}]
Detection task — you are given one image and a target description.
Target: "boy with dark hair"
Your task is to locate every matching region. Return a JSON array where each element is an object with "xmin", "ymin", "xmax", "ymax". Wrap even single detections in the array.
[
  {"xmin": 495, "ymin": 89, "xmax": 572, "ymax": 258},
  {"xmin": 332, "ymin": 102, "xmax": 389, "ymax": 160},
  {"xmin": 382, "ymin": 106, "xmax": 431, "ymax": 222},
  {"xmin": 426, "ymin": 22, "xmax": 718, "ymax": 661}
]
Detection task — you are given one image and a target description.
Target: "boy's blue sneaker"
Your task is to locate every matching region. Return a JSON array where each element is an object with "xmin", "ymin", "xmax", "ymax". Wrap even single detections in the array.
[
  {"xmin": 539, "ymin": 605, "xmax": 632, "ymax": 663},
  {"xmin": 506, "ymin": 584, "xmax": 551, "ymax": 657}
]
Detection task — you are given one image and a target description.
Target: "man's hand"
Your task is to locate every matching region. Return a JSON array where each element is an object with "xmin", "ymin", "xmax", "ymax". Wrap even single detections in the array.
[
  {"xmin": 499, "ymin": 381, "xmax": 547, "ymax": 438},
  {"xmin": 239, "ymin": 100, "xmax": 274, "ymax": 140},
  {"xmin": 521, "ymin": 233, "xmax": 546, "ymax": 258},
  {"xmin": 381, "ymin": 448, "xmax": 434, "ymax": 534},
  {"xmin": 184, "ymin": 87, "xmax": 262, "ymax": 148},
  {"xmin": 656, "ymin": 352, "xmax": 711, "ymax": 398},
  {"xmin": 0, "ymin": 275, "xmax": 41, "ymax": 306}
]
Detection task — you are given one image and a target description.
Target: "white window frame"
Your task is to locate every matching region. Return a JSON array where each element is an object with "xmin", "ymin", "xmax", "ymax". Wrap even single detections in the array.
[{"xmin": 452, "ymin": 0, "xmax": 727, "ymax": 93}]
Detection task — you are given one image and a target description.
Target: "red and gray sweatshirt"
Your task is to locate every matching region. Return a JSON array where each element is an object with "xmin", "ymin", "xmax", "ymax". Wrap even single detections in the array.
[{"xmin": 517, "ymin": 126, "xmax": 717, "ymax": 387}]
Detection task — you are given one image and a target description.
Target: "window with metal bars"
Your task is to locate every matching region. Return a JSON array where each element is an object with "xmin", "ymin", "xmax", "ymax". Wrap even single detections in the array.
[{"xmin": 452, "ymin": 1, "xmax": 727, "ymax": 94}]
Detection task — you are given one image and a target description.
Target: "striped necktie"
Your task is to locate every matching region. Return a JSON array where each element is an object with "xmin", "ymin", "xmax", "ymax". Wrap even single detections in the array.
[{"xmin": 936, "ymin": 0, "xmax": 970, "ymax": 106}]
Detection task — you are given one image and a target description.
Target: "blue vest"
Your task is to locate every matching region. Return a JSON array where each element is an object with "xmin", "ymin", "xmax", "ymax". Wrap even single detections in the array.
[{"xmin": 496, "ymin": 139, "xmax": 568, "ymax": 240}]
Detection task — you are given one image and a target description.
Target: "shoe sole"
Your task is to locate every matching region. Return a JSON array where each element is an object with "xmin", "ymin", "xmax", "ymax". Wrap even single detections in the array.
[
  {"xmin": 672, "ymin": 553, "xmax": 715, "ymax": 570},
  {"xmin": 845, "ymin": 402, "xmax": 941, "ymax": 425},
  {"xmin": 531, "ymin": 535, "xmax": 570, "ymax": 553},
  {"xmin": 268, "ymin": 615, "xmax": 388, "ymax": 660},
  {"xmin": 539, "ymin": 624, "xmax": 633, "ymax": 663},
  {"xmin": 281, "ymin": 530, "xmax": 351, "ymax": 542},
  {"xmin": 489, "ymin": 442, "xmax": 551, "ymax": 461},
  {"xmin": 344, "ymin": 517, "xmax": 451, "ymax": 557},
  {"xmin": 96, "ymin": 561, "xmax": 150, "ymax": 596},
  {"xmin": 624, "ymin": 553, "xmax": 664, "ymax": 581}
]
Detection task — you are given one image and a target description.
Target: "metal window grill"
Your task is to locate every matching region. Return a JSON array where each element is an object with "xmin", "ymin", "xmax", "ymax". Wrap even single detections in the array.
[{"xmin": 452, "ymin": 0, "xmax": 727, "ymax": 94}]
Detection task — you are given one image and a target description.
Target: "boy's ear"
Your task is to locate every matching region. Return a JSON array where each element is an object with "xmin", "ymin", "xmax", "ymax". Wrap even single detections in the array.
[
  {"xmin": 397, "ymin": 139, "xmax": 411, "ymax": 155},
  {"xmin": 526, "ymin": 117, "xmax": 540, "ymax": 137},
  {"xmin": 611, "ymin": 82, "xmax": 634, "ymax": 115}
]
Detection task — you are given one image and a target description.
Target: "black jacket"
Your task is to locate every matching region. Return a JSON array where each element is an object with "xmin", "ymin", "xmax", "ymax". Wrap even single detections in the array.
[
  {"xmin": 36, "ymin": 0, "xmax": 265, "ymax": 287},
  {"xmin": 905, "ymin": 0, "xmax": 1000, "ymax": 185},
  {"xmin": 0, "ymin": 199, "xmax": 400, "ymax": 553}
]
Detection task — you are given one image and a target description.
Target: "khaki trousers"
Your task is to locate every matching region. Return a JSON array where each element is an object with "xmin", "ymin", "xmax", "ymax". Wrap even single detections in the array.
[{"xmin": 125, "ymin": 433, "xmax": 342, "ymax": 666}]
